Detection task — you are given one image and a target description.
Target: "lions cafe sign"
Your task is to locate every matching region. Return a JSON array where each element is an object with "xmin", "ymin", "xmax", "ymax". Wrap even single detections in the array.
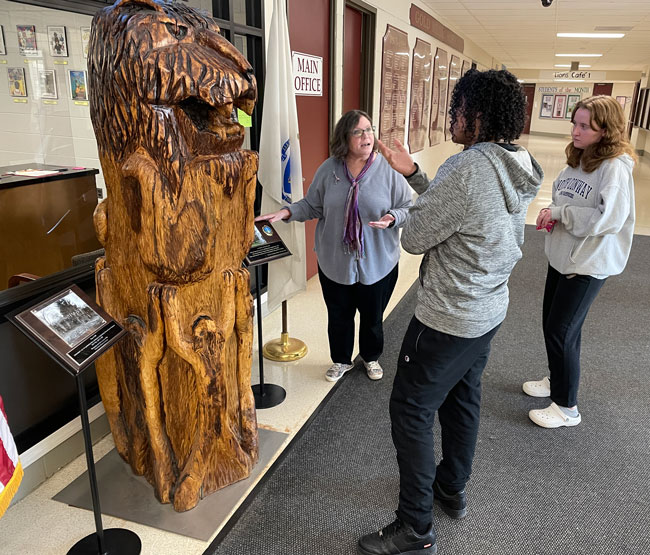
[{"xmin": 292, "ymin": 51, "xmax": 323, "ymax": 96}]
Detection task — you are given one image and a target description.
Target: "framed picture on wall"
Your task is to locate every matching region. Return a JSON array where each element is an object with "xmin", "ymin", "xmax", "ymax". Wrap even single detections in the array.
[
  {"xmin": 552, "ymin": 95, "xmax": 566, "ymax": 119},
  {"xmin": 48, "ymin": 26, "xmax": 68, "ymax": 57},
  {"xmin": 39, "ymin": 69, "xmax": 58, "ymax": 99},
  {"xmin": 0, "ymin": 25, "xmax": 6, "ymax": 56},
  {"xmin": 566, "ymin": 94, "xmax": 580, "ymax": 119},
  {"xmin": 68, "ymin": 70, "xmax": 88, "ymax": 100},
  {"xmin": 80, "ymin": 27, "xmax": 91, "ymax": 58},
  {"xmin": 7, "ymin": 67, "xmax": 27, "ymax": 97},
  {"xmin": 540, "ymin": 94, "xmax": 553, "ymax": 118},
  {"xmin": 16, "ymin": 24, "xmax": 38, "ymax": 56}
]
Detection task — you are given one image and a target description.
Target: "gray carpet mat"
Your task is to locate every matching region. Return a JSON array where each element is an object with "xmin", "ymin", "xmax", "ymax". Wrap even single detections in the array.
[{"xmin": 207, "ymin": 226, "xmax": 650, "ymax": 555}]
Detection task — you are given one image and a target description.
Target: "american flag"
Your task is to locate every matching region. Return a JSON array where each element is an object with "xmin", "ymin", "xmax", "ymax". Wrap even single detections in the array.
[{"xmin": 0, "ymin": 395, "xmax": 22, "ymax": 518}]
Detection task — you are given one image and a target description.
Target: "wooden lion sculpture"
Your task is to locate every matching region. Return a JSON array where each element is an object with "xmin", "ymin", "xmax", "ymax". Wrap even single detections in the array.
[{"xmin": 87, "ymin": 0, "xmax": 258, "ymax": 511}]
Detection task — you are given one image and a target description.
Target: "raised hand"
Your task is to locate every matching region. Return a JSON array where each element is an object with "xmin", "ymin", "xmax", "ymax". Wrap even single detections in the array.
[{"xmin": 377, "ymin": 139, "xmax": 417, "ymax": 176}]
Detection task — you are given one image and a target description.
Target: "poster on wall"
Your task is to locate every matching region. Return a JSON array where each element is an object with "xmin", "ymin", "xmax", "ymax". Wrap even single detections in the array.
[
  {"xmin": 81, "ymin": 27, "xmax": 91, "ymax": 58},
  {"xmin": 7, "ymin": 67, "xmax": 27, "ymax": 97},
  {"xmin": 616, "ymin": 96, "xmax": 626, "ymax": 110},
  {"xmin": 566, "ymin": 94, "xmax": 580, "ymax": 118},
  {"xmin": 408, "ymin": 38, "xmax": 432, "ymax": 154},
  {"xmin": 47, "ymin": 26, "xmax": 68, "ymax": 57},
  {"xmin": 68, "ymin": 70, "xmax": 88, "ymax": 100},
  {"xmin": 540, "ymin": 94, "xmax": 553, "ymax": 118},
  {"xmin": 378, "ymin": 25, "xmax": 409, "ymax": 149},
  {"xmin": 39, "ymin": 70, "xmax": 58, "ymax": 99},
  {"xmin": 16, "ymin": 24, "xmax": 38, "ymax": 56},
  {"xmin": 552, "ymin": 95, "xmax": 567, "ymax": 119},
  {"xmin": 429, "ymin": 48, "xmax": 448, "ymax": 147},
  {"xmin": 461, "ymin": 59, "xmax": 470, "ymax": 77},
  {"xmin": 445, "ymin": 55, "xmax": 461, "ymax": 141},
  {"xmin": 0, "ymin": 25, "xmax": 6, "ymax": 56}
]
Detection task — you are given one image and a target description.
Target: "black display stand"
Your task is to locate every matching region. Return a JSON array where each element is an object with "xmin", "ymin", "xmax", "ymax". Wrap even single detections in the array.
[
  {"xmin": 67, "ymin": 373, "xmax": 141, "ymax": 555},
  {"xmin": 7, "ymin": 285, "xmax": 141, "ymax": 554},
  {"xmin": 251, "ymin": 264, "xmax": 286, "ymax": 409}
]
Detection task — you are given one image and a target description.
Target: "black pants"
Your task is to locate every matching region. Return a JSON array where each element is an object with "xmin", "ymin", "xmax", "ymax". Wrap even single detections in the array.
[
  {"xmin": 318, "ymin": 264, "xmax": 398, "ymax": 365},
  {"xmin": 543, "ymin": 264, "xmax": 605, "ymax": 407},
  {"xmin": 390, "ymin": 316, "xmax": 500, "ymax": 531}
]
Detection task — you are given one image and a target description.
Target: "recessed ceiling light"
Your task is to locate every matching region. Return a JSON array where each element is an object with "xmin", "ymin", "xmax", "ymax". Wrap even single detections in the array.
[
  {"xmin": 557, "ymin": 33, "xmax": 624, "ymax": 38},
  {"xmin": 555, "ymin": 54, "xmax": 602, "ymax": 57},
  {"xmin": 555, "ymin": 64, "xmax": 591, "ymax": 68}
]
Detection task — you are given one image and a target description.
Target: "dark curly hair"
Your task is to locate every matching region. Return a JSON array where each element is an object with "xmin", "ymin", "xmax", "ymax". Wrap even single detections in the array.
[
  {"xmin": 448, "ymin": 69, "xmax": 525, "ymax": 144},
  {"xmin": 329, "ymin": 109, "xmax": 378, "ymax": 159},
  {"xmin": 565, "ymin": 95, "xmax": 637, "ymax": 173}
]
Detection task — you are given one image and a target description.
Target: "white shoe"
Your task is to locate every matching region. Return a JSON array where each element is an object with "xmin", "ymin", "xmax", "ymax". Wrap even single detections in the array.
[
  {"xmin": 325, "ymin": 362, "xmax": 354, "ymax": 382},
  {"xmin": 529, "ymin": 402, "xmax": 581, "ymax": 428},
  {"xmin": 363, "ymin": 360, "xmax": 383, "ymax": 380},
  {"xmin": 523, "ymin": 376, "xmax": 551, "ymax": 397}
]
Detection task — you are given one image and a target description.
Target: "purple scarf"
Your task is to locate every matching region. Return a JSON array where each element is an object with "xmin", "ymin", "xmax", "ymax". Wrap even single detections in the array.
[{"xmin": 342, "ymin": 153, "xmax": 375, "ymax": 259}]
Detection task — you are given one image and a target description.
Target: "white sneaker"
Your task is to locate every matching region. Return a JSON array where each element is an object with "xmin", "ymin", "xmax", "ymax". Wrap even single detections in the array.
[
  {"xmin": 523, "ymin": 376, "xmax": 551, "ymax": 397},
  {"xmin": 363, "ymin": 360, "xmax": 383, "ymax": 380},
  {"xmin": 325, "ymin": 362, "xmax": 354, "ymax": 382},
  {"xmin": 529, "ymin": 402, "xmax": 581, "ymax": 428}
]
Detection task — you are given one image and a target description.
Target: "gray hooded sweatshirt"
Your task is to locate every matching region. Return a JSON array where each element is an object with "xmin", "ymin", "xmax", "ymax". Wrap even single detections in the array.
[{"xmin": 403, "ymin": 142, "xmax": 543, "ymax": 338}]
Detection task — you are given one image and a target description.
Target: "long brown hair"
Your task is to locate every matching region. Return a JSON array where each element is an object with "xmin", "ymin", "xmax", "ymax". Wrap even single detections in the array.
[{"xmin": 566, "ymin": 95, "xmax": 637, "ymax": 173}]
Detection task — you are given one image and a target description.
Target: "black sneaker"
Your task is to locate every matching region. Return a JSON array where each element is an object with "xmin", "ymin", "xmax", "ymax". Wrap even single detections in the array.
[
  {"xmin": 358, "ymin": 518, "xmax": 437, "ymax": 555},
  {"xmin": 433, "ymin": 480, "xmax": 467, "ymax": 519}
]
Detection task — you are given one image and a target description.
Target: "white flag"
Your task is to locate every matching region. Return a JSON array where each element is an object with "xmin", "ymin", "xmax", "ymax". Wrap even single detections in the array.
[{"xmin": 258, "ymin": 0, "xmax": 307, "ymax": 311}]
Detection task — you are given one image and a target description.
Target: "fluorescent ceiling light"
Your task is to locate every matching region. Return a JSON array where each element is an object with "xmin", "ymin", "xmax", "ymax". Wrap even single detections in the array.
[
  {"xmin": 555, "ymin": 54, "xmax": 602, "ymax": 57},
  {"xmin": 557, "ymin": 32, "xmax": 624, "ymax": 38},
  {"xmin": 555, "ymin": 64, "xmax": 591, "ymax": 68}
]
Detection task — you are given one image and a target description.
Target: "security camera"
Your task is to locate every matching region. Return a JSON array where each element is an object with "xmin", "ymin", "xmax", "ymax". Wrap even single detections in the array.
[{"xmin": 541, "ymin": 0, "xmax": 553, "ymax": 6}]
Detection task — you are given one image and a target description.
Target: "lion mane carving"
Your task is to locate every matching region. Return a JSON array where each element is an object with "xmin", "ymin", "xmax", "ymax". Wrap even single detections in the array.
[{"xmin": 87, "ymin": 0, "xmax": 259, "ymax": 511}]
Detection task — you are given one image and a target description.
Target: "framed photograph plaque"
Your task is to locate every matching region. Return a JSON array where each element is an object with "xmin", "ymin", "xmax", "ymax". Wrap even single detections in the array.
[
  {"xmin": 8, "ymin": 285, "xmax": 126, "ymax": 375},
  {"xmin": 0, "ymin": 25, "xmax": 6, "ymax": 56},
  {"xmin": 68, "ymin": 70, "xmax": 88, "ymax": 100},
  {"xmin": 16, "ymin": 24, "xmax": 37, "ymax": 56},
  {"xmin": 47, "ymin": 26, "xmax": 68, "ymax": 57},
  {"xmin": 552, "ymin": 95, "xmax": 566, "ymax": 119},
  {"xmin": 81, "ymin": 26, "xmax": 91, "ymax": 58},
  {"xmin": 566, "ymin": 94, "xmax": 580, "ymax": 119},
  {"xmin": 7, "ymin": 67, "xmax": 27, "ymax": 97},
  {"xmin": 540, "ymin": 94, "xmax": 553, "ymax": 118},
  {"xmin": 39, "ymin": 69, "xmax": 58, "ymax": 99},
  {"xmin": 245, "ymin": 221, "xmax": 291, "ymax": 267}
]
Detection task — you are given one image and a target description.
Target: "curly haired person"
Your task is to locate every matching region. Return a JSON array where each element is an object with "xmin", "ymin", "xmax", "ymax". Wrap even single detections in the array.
[
  {"xmin": 524, "ymin": 96, "xmax": 636, "ymax": 428},
  {"xmin": 357, "ymin": 69, "xmax": 543, "ymax": 555}
]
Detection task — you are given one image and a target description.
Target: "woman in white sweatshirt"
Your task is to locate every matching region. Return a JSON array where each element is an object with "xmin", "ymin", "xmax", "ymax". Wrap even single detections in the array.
[{"xmin": 524, "ymin": 95, "xmax": 637, "ymax": 428}]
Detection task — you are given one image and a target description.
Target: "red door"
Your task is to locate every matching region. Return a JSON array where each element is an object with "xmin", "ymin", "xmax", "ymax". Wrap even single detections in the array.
[
  {"xmin": 343, "ymin": 5, "xmax": 362, "ymax": 113},
  {"xmin": 289, "ymin": 0, "xmax": 330, "ymax": 279},
  {"xmin": 522, "ymin": 84, "xmax": 535, "ymax": 135},
  {"xmin": 592, "ymin": 83, "xmax": 613, "ymax": 96}
]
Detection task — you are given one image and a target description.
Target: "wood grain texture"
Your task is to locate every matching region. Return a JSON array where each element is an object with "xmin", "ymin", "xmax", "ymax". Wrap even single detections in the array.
[{"xmin": 87, "ymin": 0, "xmax": 258, "ymax": 511}]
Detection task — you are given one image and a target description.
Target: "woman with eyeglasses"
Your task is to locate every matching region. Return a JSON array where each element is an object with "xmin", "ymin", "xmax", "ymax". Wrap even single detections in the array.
[{"xmin": 256, "ymin": 109, "xmax": 412, "ymax": 382}]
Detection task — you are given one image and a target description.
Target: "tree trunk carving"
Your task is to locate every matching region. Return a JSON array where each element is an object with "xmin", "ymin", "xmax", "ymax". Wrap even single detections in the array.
[{"xmin": 87, "ymin": 0, "xmax": 258, "ymax": 511}]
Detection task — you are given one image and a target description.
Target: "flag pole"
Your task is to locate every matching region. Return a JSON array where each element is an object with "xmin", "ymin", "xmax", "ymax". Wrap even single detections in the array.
[{"xmin": 262, "ymin": 300, "xmax": 307, "ymax": 361}]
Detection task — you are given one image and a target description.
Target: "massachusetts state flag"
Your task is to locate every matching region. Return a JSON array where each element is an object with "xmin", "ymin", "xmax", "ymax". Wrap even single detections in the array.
[
  {"xmin": 258, "ymin": 0, "xmax": 307, "ymax": 311},
  {"xmin": 0, "ymin": 395, "xmax": 22, "ymax": 518}
]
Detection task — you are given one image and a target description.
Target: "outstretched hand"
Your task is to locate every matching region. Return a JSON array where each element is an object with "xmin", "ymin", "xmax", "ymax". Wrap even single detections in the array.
[
  {"xmin": 255, "ymin": 208, "xmax": 290, "ymax": 223},
  {"xmin": 369, "ymin": 213, "xmax": 396, "ymax": 230},
  {"xmin": 377, "ymin": 139, "xmax": 417, "ymax": 177}
]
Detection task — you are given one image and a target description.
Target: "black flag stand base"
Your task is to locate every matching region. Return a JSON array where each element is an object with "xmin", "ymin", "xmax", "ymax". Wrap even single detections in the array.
[
  {"xmin": 67, "ymin": 374, "xmax": 141, "ymax": 555},
  {"xmin": 252, "ymin": 265, "xmax": 286, "ymax": 409}
]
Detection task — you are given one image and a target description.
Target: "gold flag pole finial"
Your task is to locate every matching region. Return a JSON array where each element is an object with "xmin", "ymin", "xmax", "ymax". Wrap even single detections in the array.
[{"xmin": 263, "ymin": 301, "xmax": 308, "ymax": 361}]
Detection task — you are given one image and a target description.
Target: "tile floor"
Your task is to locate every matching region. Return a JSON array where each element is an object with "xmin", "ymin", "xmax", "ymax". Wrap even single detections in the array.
[{"xmin": 1, "ymin": 134, "xmax": 649, "ymax": 555}]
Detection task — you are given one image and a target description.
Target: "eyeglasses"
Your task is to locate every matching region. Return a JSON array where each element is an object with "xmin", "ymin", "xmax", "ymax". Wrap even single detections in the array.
[{"xmin": 350, "ymin": 126, "xmax": 376, "ymax": 137}]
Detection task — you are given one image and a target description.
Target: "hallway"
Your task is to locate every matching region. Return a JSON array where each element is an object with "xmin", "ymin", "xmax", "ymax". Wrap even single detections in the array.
[{"xmin": 1, "ymin": 134, "xmax": 648, "ymax": 554}]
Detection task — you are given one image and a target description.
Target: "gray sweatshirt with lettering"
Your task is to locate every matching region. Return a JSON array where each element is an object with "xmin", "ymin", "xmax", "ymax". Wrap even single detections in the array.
[{"xmin": 404, "ymin": 142, "xmax": 543, "ymax": 338}]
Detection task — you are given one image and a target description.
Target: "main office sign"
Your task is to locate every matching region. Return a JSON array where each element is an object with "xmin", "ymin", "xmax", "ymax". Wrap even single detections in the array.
[{"xmin": 292, "ymin": 51, "xmax": 323, "ymax": 96}]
